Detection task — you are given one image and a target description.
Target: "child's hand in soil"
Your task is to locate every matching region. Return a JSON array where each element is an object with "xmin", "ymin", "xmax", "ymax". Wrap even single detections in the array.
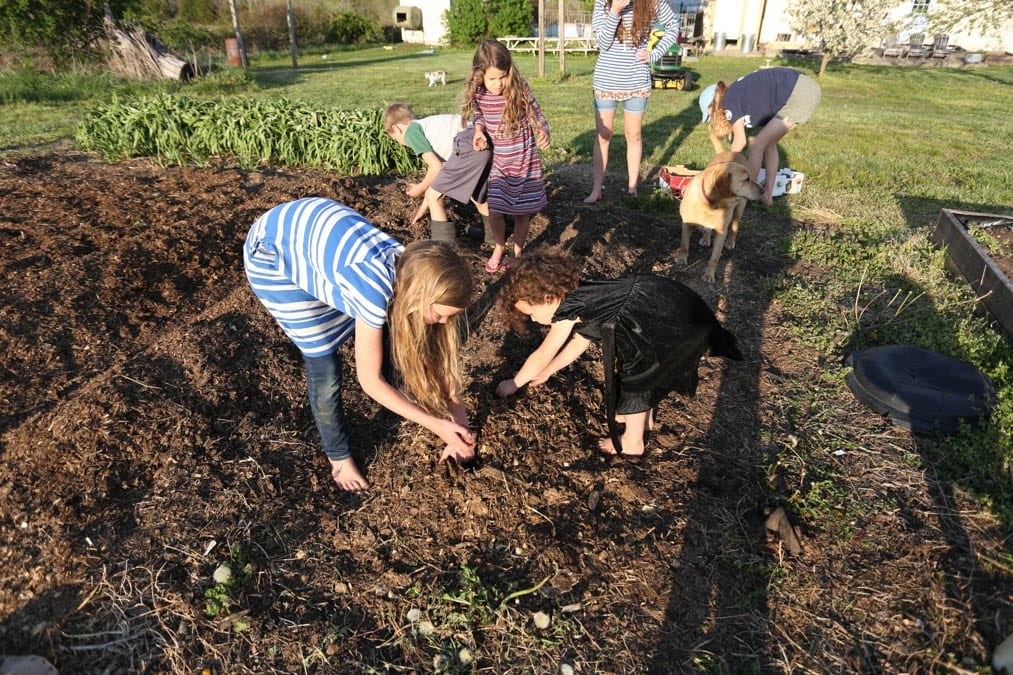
[{"xmin": 496, "ymin": 378, "xmax": 519, "ymax": 398}]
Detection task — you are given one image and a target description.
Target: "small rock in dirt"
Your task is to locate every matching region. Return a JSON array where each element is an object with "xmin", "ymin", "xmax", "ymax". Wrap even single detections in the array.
[
  {"xmin": 561, "ymin": 603, "xmax": 582, "ymax": 613},
  {"xmin": 406, "ymin": 608, "xmax": 422, "ymax": 623},
  {"xmin": 458, "ymin": 648, "xmax": 473, "ymax": 665},
  {"xmin": 587, "ymin": 489, "xmax": 601, "ymax": 511},
  {"xmin": 212, "ymin": 564, "xmax": 232, "ymax": 584},
  {"xmin": 333, "ymin": 581, "xmax": 349, "ymax": 594},
  {"xmin": 560, "ymin": 664, "xmax": 575, "ymax": 675},
  {"xmin": 764, "ymin": 507, "xmax": 802, "ymax": 556},
  {"xmin": 994, "ymin": 633, "xmax": 1013, "ymax": 673},
  {"xmin": 418, "ymin": 620, "xmax": 436, "ymax": 636},
  {"xmin": 533, "ymin": 611, "xmax": 551, "ymax": 629}
]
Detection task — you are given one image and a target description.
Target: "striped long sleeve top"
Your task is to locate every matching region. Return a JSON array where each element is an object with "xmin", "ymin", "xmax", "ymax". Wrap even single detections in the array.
[
  {"xmin": 591, "ymin": 0, "xmax": 680, "ymax": 94},
  {"xmin": 243, "ymin": 198, "xmax": 403, "ymax": 355}
]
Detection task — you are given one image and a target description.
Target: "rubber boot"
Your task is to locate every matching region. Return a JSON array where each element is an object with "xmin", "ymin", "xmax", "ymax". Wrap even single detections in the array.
[
  {"xmin": 481, "ymin": 213, "xmax": 496, "ymax": 247},
  {"xmin": 430, "ymin": 220, "xmax": 457, "ymax": 246}
]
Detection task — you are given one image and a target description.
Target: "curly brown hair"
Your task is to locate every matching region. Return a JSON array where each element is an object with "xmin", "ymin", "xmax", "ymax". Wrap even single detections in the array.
[{"xmin": 498, "ymin": 250, "xmax": 582, "ymax": 334}]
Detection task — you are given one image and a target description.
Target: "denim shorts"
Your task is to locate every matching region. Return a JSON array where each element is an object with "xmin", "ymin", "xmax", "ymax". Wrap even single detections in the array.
[{"xmin": 594, "ymin": 96, "xmax": 649, "ymax": 114}]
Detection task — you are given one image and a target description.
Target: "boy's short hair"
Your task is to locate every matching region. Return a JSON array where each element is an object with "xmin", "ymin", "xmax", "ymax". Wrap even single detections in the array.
[{"xmin": 383, "ymin": 102, "xmax": 416, "ymax": 132}]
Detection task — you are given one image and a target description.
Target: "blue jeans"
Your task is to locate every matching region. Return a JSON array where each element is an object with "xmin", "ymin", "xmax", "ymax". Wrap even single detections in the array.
[
  {"xmin": 303, "ymin": 351, "xmax": 351, "ymax": 461},
  {"xmin": 593, "ymin": 95, "xmax": 649, "ymax": 114},
  {"xmin": 302, "ymin": 329, "xmax": 394, "ymax": 461}
]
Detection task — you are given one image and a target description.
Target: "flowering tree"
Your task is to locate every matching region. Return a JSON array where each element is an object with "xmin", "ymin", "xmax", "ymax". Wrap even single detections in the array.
[
  {"xmin": 926, "ymin": 0, "xmax": 1013, "ymax": 50},
  {"xmin": 787, "ymin": 0, "xmax": 897, "ymax": 78}
]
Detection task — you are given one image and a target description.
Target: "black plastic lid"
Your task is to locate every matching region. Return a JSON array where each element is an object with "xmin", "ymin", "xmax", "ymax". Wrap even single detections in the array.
[{"xmin": 845, "ymin": 345, "xmax": 996, "ymax": 435}]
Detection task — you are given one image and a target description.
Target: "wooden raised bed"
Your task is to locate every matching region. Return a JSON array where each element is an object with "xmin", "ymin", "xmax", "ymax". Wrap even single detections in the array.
[{"xmin": 930, "ymin": 208, "xmax": 1013, "ymax": 338}]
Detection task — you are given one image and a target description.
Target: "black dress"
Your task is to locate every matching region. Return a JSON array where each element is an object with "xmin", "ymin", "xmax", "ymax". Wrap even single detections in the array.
[{"xmin": 552, "ymin": 276, "xmax": 742, "ymax": 451}]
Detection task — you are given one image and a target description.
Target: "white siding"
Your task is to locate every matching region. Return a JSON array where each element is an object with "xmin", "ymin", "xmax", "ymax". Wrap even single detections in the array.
[{"xmin": 400, "ymin": 0, "xmax": 452, "ymax": 45}]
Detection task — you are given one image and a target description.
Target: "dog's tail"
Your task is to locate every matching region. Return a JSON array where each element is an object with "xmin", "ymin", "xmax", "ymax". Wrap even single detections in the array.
[{"xmin": 709, "ymin": 323, "xmax": 743, "ymax": 361}]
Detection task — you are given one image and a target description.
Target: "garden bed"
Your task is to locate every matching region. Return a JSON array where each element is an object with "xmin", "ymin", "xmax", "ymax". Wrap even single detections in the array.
[
  {"xmin": 931, "ymin": 208, "xmax": 1013, "ymax": 338},
  {"xmin": 0, "ymin": 154, "xmax": 1009, "ymax": 673}
]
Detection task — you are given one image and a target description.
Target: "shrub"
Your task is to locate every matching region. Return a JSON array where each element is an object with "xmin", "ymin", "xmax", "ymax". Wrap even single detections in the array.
[
  {"xmin": 488, "ymin": 0, "xmax": 534, "ymax": 39},
  {"xmin": 328, "ymin": 12, "xmax": 380, "ymax": 45},
  {"xmin": 238, "ymin": 2, "xmax": 333, "ymax": 51},
  {"xmin": 443, "ymin": 0, "xmax": 534, "ymax": 46},
  {"xmin": 443, "ymin": 0, "xmax": 489, "ymax": 46}
]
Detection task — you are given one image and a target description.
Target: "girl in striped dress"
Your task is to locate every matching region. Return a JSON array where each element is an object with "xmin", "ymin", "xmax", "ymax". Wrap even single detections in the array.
[
  {"xmin": 244, "ymin": 198, "xmax": 476, "ymax": 491},
  {"xmin": 463, "ymin": 40, "xmax": 551, "ymax": 274},
  {"xmin": 584, "ymin": 0, "xmax": 679, "ymax": 203}
]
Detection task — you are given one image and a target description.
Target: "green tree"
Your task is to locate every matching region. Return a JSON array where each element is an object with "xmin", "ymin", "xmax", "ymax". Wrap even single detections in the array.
[
  {"xmin": 489, "ymin": 0, "xmax": 534, "ymax": 39},
  {"xmin": 329, "ymin": 12, "xmax": 380, "ymax": 44},
  {"xmin": 443, "ymin": 0, "xmax": 534, "ymax": 46},
  {"xmin": 179, "ymin": 0, "xmax": 217, "ymax": 24},
  {"xmin": 444, "ymin": 0, "xmax": 489, "ymax": 45},
  {"xmin": 0, "ymin": 0, "xmax": 143, "ymax": 64}
]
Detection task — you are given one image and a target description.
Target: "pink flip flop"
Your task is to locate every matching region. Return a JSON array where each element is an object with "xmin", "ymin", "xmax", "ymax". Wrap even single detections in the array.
[{"xmin": 484, "ymin": 254, "xmax": 510, "ymax": 273}]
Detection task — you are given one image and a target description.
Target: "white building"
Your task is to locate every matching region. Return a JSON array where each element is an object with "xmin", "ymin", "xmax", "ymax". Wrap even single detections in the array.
[
  {"xmin": 395, "ymin": 0, "xmax": 1012, "ymax": 53},
  {"xmin": 705, "ymin": 0, "xmax": 1013, "ymax": 54},
  {"xmin": 394, "ymin": 0, "xmax": 451, "ymax": 45}
]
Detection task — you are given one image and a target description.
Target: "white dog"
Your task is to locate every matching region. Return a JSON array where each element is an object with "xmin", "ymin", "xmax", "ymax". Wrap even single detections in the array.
[{"xmin": 425, "ymin": 70, "xmax": 447, "ymax": 87}]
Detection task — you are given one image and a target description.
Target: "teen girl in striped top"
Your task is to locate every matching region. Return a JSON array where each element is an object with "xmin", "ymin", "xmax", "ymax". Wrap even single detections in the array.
[
  {"xmin": 585, "ymin": 0, "xmax": 679, "ymax": 203},
  {"xmin": 244, "ymin": 198, "xmax": 476, "ymax": 491}
]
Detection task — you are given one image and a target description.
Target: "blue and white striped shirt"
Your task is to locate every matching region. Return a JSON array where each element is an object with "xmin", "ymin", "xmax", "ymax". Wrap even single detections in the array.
[
  {"xmin": 244, "ymin": 198, "xmax": 403, "ymax": 355},
  {"xmin": 592, "ymin": 0, "xmax": 680, "ymax": 93}
]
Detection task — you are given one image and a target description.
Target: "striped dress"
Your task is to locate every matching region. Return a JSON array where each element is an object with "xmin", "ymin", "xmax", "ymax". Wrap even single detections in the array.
[
  {"xmin": 243, "ymin": 197, "xmax": 403, "ymax": 357},
  {"xmin": 472, "ymin": 85, "xmax": 549, "ymax": 215}
]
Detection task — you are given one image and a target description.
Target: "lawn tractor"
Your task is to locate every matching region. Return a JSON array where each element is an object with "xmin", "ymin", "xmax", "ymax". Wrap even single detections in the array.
[{"xmin": 648, "ymin": 28, "xmax": 694, "ymax": 90}]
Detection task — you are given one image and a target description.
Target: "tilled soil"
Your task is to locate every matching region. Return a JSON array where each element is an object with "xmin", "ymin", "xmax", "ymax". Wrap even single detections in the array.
[{"xmin": 0, "ymin": 153, "xmax": 1009, "ymax": 673}]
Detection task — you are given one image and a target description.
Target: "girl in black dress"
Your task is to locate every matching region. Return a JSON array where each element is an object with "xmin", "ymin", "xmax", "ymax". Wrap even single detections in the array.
[{"xmin": 496, "ymin": 251, "xmax": 742, "ymax": 457}]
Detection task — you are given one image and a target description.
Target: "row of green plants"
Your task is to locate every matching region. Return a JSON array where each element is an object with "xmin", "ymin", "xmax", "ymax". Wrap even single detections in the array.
[{"xmin": 75, "ymin": 94, "xmax": 419, "ymax": 174}]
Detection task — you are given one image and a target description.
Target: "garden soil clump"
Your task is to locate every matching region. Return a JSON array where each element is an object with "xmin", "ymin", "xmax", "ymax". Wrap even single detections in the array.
[{"xmin": 1, "ymin": 153, "xmax": 1010, "ymax": 673}]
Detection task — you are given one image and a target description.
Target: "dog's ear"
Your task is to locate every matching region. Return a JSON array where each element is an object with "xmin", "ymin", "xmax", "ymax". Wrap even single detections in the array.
[{"xmin": 711, "ymin": 170, "xmax": 733, "ymax": 199}]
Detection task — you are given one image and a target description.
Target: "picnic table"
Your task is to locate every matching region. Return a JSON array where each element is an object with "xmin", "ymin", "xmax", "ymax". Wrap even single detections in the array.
[{"xmin": 500, "ymin": 35, "xmax": 598, "ymax": 55}]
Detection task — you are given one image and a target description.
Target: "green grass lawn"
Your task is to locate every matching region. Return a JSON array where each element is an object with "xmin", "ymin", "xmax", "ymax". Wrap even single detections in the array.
[{"xmin": 3, "ymin": 48, "xmax": 1013, "ymax": 516}]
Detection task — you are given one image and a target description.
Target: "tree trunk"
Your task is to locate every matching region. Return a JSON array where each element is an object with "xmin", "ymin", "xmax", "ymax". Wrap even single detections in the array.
[
  {"xmin": 228, "ymin": 0, "xmax": 249, "ymax": 69},
  {"xmin": 100, "ymin": 10, "xmax": 193, "ymax": 81},
  {"xmin": 286, "ymin": 0, "xmax": 298, "ymax": 68},
  {"xmin": 819, "ymin": 52, "xmax": 831, "ymax": 79}
]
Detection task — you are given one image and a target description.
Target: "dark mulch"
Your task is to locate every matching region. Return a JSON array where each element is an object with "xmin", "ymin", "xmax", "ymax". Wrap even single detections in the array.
[{"xmin": 0, "ymin": 153, "xmax": 1009, "ymax": 673}]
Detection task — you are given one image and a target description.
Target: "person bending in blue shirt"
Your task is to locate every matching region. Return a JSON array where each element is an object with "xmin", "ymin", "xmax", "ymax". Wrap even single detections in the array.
[
  {"xmin": 699, "ymin": 67, "xmax": 822, "ymax": 205},
  {"xmin": 244, "ymin": 198, "xmax": 476, "ymax": 491}
]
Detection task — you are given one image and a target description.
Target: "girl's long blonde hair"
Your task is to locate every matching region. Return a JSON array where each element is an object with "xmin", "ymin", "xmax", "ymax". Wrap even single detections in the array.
[
  {"xmin": 460, "ymin": 39, "xmax": 534, "ymax": 136},
  {"xmin": 707, "ymin": 80, "xmax": 733, "ymax": 146},
  {"xmin": 389, "ymin": 240, "xmax": 474, "ymax": 418},
  {"xmin": 607, "ymin": 0, "xmax": 654, "ymax": 45}
]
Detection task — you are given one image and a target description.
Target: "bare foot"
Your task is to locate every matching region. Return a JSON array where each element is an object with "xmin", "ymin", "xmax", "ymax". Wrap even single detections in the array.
[
  {"xmin": 583, "ymin": 192, "xmax": 603, "ymax": 204},
  {"xmin": 597, "ymin": 436, "xmax": 645, "ymax": 457},
  {"xmin": 761, "ymin": 193, "xmax": 774, "ymax": 206},
  {"xmin": 329, "ymin": 457, "xmax": 369, "ymax": 491}
]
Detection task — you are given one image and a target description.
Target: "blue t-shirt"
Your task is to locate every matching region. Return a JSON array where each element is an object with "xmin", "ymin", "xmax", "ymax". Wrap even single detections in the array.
[{"xmin": 721, "ymin": 68, "xmax": 801, "ymax": 129}]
